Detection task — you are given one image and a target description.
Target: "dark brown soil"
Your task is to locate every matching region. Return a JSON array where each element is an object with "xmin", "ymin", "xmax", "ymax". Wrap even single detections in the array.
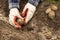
[{"xmin": 0, "ymin": 0, "xmax": 60, "ymax": 40}]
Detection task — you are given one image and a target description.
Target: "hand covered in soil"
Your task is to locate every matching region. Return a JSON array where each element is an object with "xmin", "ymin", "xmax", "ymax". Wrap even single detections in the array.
[
  {"xmin": 9, "ymin": 8, "xmax": 24, "ymax": 29},
  {"xmin": 9, "ymin": 3, "xmax": 36, "ymax": 29},
  {"xmin": 22, "ymin": 3, "xmax": 36, "ymax": 25}
]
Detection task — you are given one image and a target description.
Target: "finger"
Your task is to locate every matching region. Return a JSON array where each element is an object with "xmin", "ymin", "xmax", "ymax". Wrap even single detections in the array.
[
  {"xmin": 22, "ymin": 8, "xmax": 28, "ymax": 18},
  {"xmin": 14, "ymin": 16, "xmax": 21, "ymax": 29},
  {"xmin": 15, "ymin": 23, "xmax": 21, "ymax": 29},
  {"xmin": 17, "ymin": 9, "xmax": 24, "ymax": 19}
]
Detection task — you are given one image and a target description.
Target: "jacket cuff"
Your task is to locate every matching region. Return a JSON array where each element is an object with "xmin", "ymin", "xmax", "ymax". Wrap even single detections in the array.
[{"xmin": 9, "ymin": 3, "xmax": 19, "ymax": 9}]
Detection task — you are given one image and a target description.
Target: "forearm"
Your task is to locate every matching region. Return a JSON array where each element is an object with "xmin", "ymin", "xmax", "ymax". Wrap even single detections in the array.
[{"xmin": 8, "ymin": 0, "xmax": 20, "ymax": 9}]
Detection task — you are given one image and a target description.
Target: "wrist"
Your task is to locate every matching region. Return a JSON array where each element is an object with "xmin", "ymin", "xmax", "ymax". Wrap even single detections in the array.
[
  {"xmin": 26, "ymin": 3, "xmax": 36, "ymax": 10},
  {"xmin": 28, "ymin": 0, "xmax": 40, "ymax": 7}
]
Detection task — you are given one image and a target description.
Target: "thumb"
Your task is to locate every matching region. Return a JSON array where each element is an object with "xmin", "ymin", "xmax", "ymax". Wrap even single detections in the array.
[
  {"xmin": 14, "ymin": 16, "xmax": 21, "ymax": 29},
  {"xmin": 22, "ymin": 8, "xmax": 28, "ymax": 18}
]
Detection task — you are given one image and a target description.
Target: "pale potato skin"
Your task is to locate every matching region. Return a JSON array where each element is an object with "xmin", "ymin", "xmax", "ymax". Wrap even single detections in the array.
[
  {"xmin": 46, "ymin": 7, "xmax": 52, "ymax": 14},
  {"xmin": 51, "ymin": 4, "xmax": 58, "ymax": 11}
]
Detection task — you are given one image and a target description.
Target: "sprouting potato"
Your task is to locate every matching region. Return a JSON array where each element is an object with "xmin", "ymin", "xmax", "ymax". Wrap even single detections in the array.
[
  {"xmin": 48, "ymin": 11, "xmax": 55, "ymax": 19},
  {"xmin": 17, "ymin": 18, "xmax": 24, "ymax": 25}
]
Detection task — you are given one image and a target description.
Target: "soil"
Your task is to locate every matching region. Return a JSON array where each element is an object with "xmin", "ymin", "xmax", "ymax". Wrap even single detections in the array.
[{"xmin": 0, "ymin": 0, "xmax": 60, "ymax": 40}]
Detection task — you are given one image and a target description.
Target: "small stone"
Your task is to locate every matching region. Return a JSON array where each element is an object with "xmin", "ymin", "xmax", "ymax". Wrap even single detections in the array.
[
  {"xmin": 57, "ymin": 36, "xmax": 60, "ymax": 39},
  {"xmin": 51, "ymin": 36, "xmax": 57, "ymax": 40},
  {"xmin": 44, "ymin": 31, "xmax": 52, "ymax": 39},
  {"xmin": 51, "ymin": 4, "xmax": 58, "ymax": 11},
  {"xmin": 46, "ymin": 7, "xmax": 52, "ymax": 14},
  {"xmin": 48, "ymin": 11, "xmax": 55, "ymax": 19}
]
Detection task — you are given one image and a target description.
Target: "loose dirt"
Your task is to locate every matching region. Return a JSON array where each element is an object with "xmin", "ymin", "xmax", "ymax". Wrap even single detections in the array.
[{"xmin": 0, "ymin": 0, "xmax": 60, "ymax": 40}]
